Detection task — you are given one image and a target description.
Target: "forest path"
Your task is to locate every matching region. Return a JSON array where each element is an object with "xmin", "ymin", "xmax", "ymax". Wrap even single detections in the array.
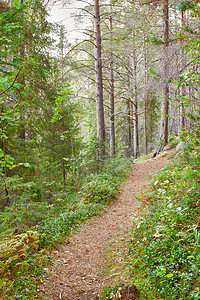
[{"xmin": 40, "ymin": 150, "xmax": 173, "ymax": 300}]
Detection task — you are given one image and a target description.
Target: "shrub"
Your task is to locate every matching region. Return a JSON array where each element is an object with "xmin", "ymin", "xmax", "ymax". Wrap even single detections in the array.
[
  {"xmin": 0, "ymin": 201, "xmax": 52, "ymax": 237},
  {"xmin": 128, "ymin": 129, "xmax": 200, "ymax": 299},
  {"xmin": 80, "ymin": 174, "xmax": 119, "ymax": 204}
]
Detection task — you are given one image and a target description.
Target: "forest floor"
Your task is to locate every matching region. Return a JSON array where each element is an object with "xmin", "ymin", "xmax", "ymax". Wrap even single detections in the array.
[{"xmin": 39, "ymin": 150, "xmax": 173, "ymax": 300}]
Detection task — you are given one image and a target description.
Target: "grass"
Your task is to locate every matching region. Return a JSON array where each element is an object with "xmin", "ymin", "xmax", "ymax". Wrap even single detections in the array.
[{"xmin": 128, "ymin": 129, "xmax": 200, "ymax": 299}]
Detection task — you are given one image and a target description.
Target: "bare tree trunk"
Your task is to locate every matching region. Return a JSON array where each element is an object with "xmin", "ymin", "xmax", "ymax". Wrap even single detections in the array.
[
  {"xmin": 62, "ymin": 160, "xmax": 66, "ymax": 189},
  {"xmin": 132, "ymin": 55, "xmax": 139, "ymax": 158},
  {"xmin": 144, "ymin": 37, "xmax": 148, "ymax": 155},
  {"xmin": 157, "ymin": 0, "xmax": 169, "ymax": 154},
  {"xmin": 94, "ymin": 0, "xmax": 106, "ymax": 157},
  {"xmin": 179, "ymin": 10, "xmax": 186, "ymax": 133},
  {"xmin": 0, "ymin": 105, "xmax": 10, "ymax": 209},
  {"xmin": 150, "ymin": 109, "xmax": 153, "ymax": 141},
  {"xmin": 127, "ymin": 99, "xmax": 133, "ymax": 158},
  {"xmin": 125, "ymin": 75, "xmax": 133, "ymax": 158},
  {"xmin": 109, "ymin": 12, "xmax": 115, "ymax": 156},
  {"xmin": 19, "ymin": 0, "xmax": 25, "ymax": 140},
  {"xmin": 2, "ymin": 138, "xmax": 9, "ymax": 208}
]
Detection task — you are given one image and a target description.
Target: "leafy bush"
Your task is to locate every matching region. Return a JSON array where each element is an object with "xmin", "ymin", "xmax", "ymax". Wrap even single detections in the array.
[
  {"xmin": 80, "ymin": 174, "xmax": 119, "ymax": 204},
  {"xmin": 0, "ymin": 230, "xmax": 46, "ymax": 300},
  {"xmin": 0, "ymin": 176, "xmax": 40, "ymax": 210},
  {"xmin": 80, "ymin": 156, "xmax": 130, "ymax": 204},
  {"xmin": 0, "ymin": 202, "xmax": 52, "ymax": 236},
  {"xmin": 36, "ymin": 203, "xmax": 104, "ymax": 246},
  {"xmin": 129, "ymin": 128, "xmax": 200, "ymax": 299},
  {"xmin": 0, "ymin": 231, "xmax": 40, "ymax": 275}
]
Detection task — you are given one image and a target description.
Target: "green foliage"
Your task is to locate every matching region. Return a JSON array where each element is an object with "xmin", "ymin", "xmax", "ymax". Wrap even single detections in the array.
[
  {"xmin": 101, "ymin": 283, "xmax": 123, "ymax": 299},
  {"xmin": 0, "ymin": 176, "xmax": 40, "ymax": 211},
  {"xmin": 80, "ymin": 173, "xmax": 119, "ymax": 204},
  {"xmin": 0, "ymin": 231, "xmax": 40, "ymax": 274},
  {"xmin": 37, "ymin": 203, "xmax": 101, "ymax": 246},
  {"xmin": 0, "ymin": 230, "xmax": 47, "ymax": 300},
  {"xmin": 0, "ymin": 0, "xmax": 81, "ymax": 207},
  {"xmin": 128, "ymin": 128, "xmax": 200, "ymax": 299},
  {"xmin": 149, "ymin": 68, "xmax": 160, "ymax": 81},
  {"xmin": 0, "ymin": 156, "xmax": 130, "ymax": 299},
  {"xmin": 36, "ymin": 155, "xmax": 130, "ymax": 246},
  {"xmin": 177, "ymin": 0, "xmax": 197, "ymax": 12},
  {"xmin": 0, "ymin": 201, "xmax": 50, "ymax": 234},
  {"xmin": 146, "ymin": 92, "xmax": 160, "ymax": 144},
  {"xmin": 0, "ymin": 0, "xmax": 83, "ymax": 297},
  {"xmin": 152, "ymin": 37, "xmax": 163, "ymax": 45}
]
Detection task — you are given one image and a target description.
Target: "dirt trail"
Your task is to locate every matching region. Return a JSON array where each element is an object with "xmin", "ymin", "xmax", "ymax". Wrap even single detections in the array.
[{"xmin": 40, "ymin": 151, "xmax": 173, "ymax": 300}]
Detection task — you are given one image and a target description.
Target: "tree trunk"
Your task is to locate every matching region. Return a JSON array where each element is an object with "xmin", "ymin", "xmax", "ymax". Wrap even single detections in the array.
[
  {"xmin": 132, "ymin": 55, "xmax": 139, "ymax": 158},
  {"xmin": 125, "ymin": 75, "xmax": 133, "ymax": 158},
  {"xmin": 126, "ymin": 99, "xmax": 133, "ymax": 158},
  {"xmin": 157, "ymin": 0, "xmax": 169, "ymax": 154},
  {"xmin": 19, "ymin": 0, "xmax": 25, "ymax": 140},
  {"xmin": 109, "ymin": 12, "xmax": 115, "ymax": 156},
  {"xmin": 62, "ymin": 160, "xmax": 66, "ymax": 189},
  {"xmin": 179, "ymin": 10, "xmax": 186, "ymax": 133},
  {"xmin": 144, "ymin": 37, "xmax": 148, "ymax": 155},
  {"xmin": 0, "ymin": 105, "xmax": 10, "ymax": 209},
  {"xmin": 94, "ymin": 0, "xmax": 106, "ymax": 157}
]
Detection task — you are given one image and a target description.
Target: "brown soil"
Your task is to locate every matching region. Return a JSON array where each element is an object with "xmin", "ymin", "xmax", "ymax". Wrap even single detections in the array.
[{"xmin": 39, "ymin": 151, "xmax": 173, "ymax": 300}]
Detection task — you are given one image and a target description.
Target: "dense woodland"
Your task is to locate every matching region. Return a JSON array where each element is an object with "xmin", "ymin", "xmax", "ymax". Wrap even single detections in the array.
[{"xmin": 0, "ymin": 0, "xmax": 199, "ymax": 299}]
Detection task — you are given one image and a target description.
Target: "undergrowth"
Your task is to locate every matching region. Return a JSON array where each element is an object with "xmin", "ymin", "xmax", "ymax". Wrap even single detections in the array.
[
  {"xmin": 129, "ymin": 128, "xmax": 200, "ymax": 299},
  {"xmin": 0, "ymin": 155, "xmax": 130, "ymax": 299}
]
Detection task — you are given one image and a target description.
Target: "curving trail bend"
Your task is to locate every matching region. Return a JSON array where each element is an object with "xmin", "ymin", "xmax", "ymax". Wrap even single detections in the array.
[{"xmin": 40, "ymin": 151, "xmax": 173, "ymax": 300}]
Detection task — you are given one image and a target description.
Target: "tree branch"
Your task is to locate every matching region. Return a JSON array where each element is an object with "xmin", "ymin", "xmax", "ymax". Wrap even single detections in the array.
[{"xmin": 0, "ymin": 70, "xmax": 21, "ymax": 96}]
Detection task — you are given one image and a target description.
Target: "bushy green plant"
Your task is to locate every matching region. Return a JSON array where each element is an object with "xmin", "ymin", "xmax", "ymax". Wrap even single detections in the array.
[
  {"xmin": 36, "ymin": 203, "xmax": 103, "ymax": 246},
  {"xmin": 0, "ymin": 247, "xmax": 47, "ymax": 300},
  {"xmin": 79, "ymin": 156, "xmax": 130, "ymax": 204},
  {"xmin": 128, "ymin": 128, "xmax": 200, "ymax": 299},
  {"xmin": 0, "ymin": 201, "xmax": 52, "ymax": 236},
  {"xmin": 101, "ymin": 283, "xmax": 123, "ymax": 299},
  {"xmin": 80, "ymin": 174, "xmax": 119, "ymax": 204}
]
